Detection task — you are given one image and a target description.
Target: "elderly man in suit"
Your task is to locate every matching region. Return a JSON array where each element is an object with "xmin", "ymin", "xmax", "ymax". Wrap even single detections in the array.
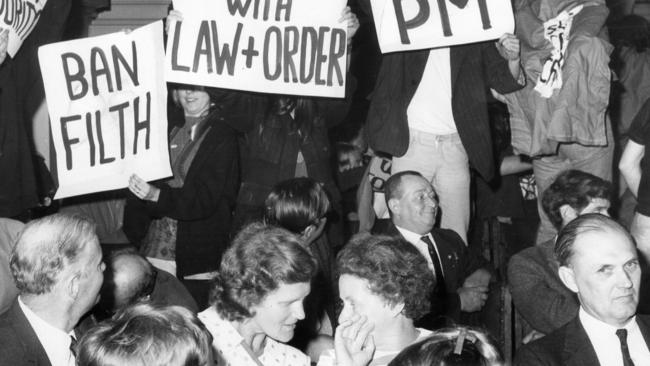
[
  {"xmin": 515, "ymin": 214, "xmax": 650, "ymax": 365},
  {"xmin": 0, "ymin": 214, "xmax": 104, "ymax": 366},
  {"xmin": 375, "ymin": 170, "xmax": 492, "ymax": 327},
  {"xmin": 508, "ymin": 170, "xmax": 612, "ymax": 339}
]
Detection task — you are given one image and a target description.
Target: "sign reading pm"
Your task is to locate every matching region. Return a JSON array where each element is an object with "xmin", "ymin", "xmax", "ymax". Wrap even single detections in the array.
[{"xmin": 371, "ymin": 0, "xmax": 515, "ymax": 53}]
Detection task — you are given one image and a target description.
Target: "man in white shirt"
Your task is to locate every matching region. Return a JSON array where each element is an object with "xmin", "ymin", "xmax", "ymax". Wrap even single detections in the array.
[
  {"xmin": 0, "ymin": 214, "xmax": 105, "ymax": 366},
  {"xmin": 515, "ymin": 214, "xmax": 650, "ymax": 365}
]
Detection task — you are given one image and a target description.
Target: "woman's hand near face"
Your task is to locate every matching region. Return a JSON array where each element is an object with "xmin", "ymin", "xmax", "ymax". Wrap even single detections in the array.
[
  {"xmin": 128, "ymin": 174, "xmax": 161, "ymax": 202},
  {"xmin": 334, "ymin": 314, "xmax": 375, "ymax": 366}
]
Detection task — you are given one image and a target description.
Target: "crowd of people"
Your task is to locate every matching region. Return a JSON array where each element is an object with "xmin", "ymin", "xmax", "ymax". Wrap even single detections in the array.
[{"xmin": 3, "ymin": 0, "xmax": 650, "ymax": 365}]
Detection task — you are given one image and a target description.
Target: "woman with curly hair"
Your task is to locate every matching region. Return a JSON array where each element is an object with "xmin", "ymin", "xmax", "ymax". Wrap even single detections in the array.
[
  {"xmin": 198, "ymin": 223, "xmax": 374, "ymax": 366},
  {"xmin": 317, "ymin": 234, "xmax": 435, "ymax": 366}
]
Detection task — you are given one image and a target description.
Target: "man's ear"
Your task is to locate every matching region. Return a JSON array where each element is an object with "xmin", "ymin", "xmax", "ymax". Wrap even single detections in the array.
[
  {"xmin": 558, "ymin": 266, "xmax": 578, "ymax": 293},
  {"xmin": 67, "ymin": 272, "xmax": 81, "ymax": 300},
  {"xmin": 559, "ymin": 204, "xmax": 578, "ymax": 225},
  {"xmin": 301, "ymin": 224, "xmax": 316, "ymax": 243},
  {"xmin": 388, "ymin": 198, "xmax": 400, "ymax": 216}
]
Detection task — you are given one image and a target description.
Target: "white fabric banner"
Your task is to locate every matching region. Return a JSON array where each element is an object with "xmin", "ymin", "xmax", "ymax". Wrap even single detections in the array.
[
  {"xmin": 39, "ymin": 21, "xmax": 172, "ymax": 199},
  {"xmin": 165, "ymin": 0, "xmax": 348, "ymax": 98},
  {"xmin": 370, "ymin": 0, "xmax": 515, "ymax": 53},
  {"xmin": 0, "ymin": 0, "xmax": 47, "ymax": 57}
]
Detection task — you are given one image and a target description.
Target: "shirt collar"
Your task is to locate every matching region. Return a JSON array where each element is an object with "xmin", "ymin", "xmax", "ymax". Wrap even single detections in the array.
[
  {"xmin": 18, "ymin": 297, "xmax": 75, "ymax": 365},
  {"xmin": 395, "ymin": 225, "xmax": 428, "ymax": 246},
  {"xmin": 579, "ymin": 306, "xmax": 636, "ymax": 333}
]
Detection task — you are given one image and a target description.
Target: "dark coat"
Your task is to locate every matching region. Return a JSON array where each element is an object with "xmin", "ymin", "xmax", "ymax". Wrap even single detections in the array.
[
  {"xmin": 365, "ymin": 42, "xmax": 524, "ymax": 181},
  {"xmin": 515, "ymin": 314, "xmax": 650, "ymax": 366},
  {"xmin": 508, "ymin": 239, "xmax": 579, "ymax": 334},
  {"xmin": 230, "ymin": 79, "xmax": 356, "ymax": 247},
  {"xmin": 374, "ymin": 220, "xmax": 490, "ymax": 325},
  {"xmin": 0, "ymin": 300, "xmax": 52, "ymax": 366},
  {"xmin": 123, "ymin": 115, "xmax": 239, "ymax": 278},
  {"xmin": 0, "ymin": 0, "xmax": 72, "ymax": 217}
]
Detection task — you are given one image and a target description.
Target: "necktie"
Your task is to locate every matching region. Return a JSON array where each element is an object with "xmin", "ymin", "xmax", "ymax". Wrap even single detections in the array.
[
  {"xmin": 616, "ymin": 329, "xmax": 635, "ymax": 366},
  {"xmin": 421, "ymin": 235, "xmax": 444, "ymax": 283},
  {"xmin": 70, "ymin": 335, "xmax": 78, "ymax": 358}
]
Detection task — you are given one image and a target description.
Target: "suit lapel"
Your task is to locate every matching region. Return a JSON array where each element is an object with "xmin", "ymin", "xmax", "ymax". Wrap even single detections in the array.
[
  {"xmin": 430, "ymin": 230, "xmax": 460, "ymax": 291},
  {"xmin": 450, "ymin": 45, "xmax": 470, "ymax": 89},
  {"xmin": 637, "ymin": 315, "xmax": 650, "ymax": 350},
  {"xmin": 562, "ymin": 317, "xmax": 601, "ymax": 366},
  {"xmin": 10, "ymin": 300, "xmax": 53, "ymax": 366}
]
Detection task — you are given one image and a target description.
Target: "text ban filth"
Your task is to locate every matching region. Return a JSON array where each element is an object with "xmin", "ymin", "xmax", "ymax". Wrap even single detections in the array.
[{"xmin": 59, "ymin": 41, "xmax": 151, "ymax": 171}]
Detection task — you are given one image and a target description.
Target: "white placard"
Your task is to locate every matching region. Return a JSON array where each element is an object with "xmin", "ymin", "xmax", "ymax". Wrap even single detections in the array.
[
  {"xmin": 370, "ymin": 0, "xmax": 515, "ymax": 53},
  {"xmin": 39, "ymin": 21, "xmax": 172, "ymax": 199},
  {"xmin": 1, "ymin": 0, "xmax": 47, "ymax": 57},
  {"xmin": 165, "ymin": 0, "xmax": 348, "ymax": 98}
]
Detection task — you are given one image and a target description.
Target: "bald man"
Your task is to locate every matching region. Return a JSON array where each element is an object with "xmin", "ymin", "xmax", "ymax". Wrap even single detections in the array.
[{"xmin": 98, "ymin": 248, "xmax": 198, "ymax": 319}]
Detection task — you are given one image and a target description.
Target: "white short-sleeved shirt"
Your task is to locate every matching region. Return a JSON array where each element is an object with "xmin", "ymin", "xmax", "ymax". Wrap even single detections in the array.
[{"xmin": 198, "ymin": 307, "xmax": 311, "ymax": 366}]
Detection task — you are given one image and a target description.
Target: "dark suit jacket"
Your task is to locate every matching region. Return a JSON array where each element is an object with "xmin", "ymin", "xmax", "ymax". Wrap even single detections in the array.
[
  {"xmin": 374, "ymin": 220, "xmax": 490, "ymax": 325},
  {"xmin": 515, "ymin": 314, "xmax": 650, "ymax": 365},
  {"xmin": 508, "ymin": 239, "xmax": 579, "ymax": 334},
  {"xmin": 0, "ymin": 300, "xmax": 52, "ymax": 366},
  {"xmin": 365, "ymin": 42, "xmax": 524, "ymax": 181}
]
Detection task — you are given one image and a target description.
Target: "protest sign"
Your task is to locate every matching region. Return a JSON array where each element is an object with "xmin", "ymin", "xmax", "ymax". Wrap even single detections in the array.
[
  {"xmin": 370, "ymin": 0, "xmax": 515, "ymax": 53},
  {"xmin": 1, "ymin": 0, "xmax": 47, "ymax": 57},
  {"xmin": 165, "ymin": 0, "xmax": 348, "ymax": 98},
  {"xmin": 39, "ymin": 21, "xmax": 172, "ymax": 199}
]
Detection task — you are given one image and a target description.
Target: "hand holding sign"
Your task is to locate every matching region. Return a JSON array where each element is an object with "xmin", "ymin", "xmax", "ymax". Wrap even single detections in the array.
[
  {"xmin": 496, "ymin": 33, "xmax": 520, "ymax": 61},
  {"xmin": 0, "ymin": 29, "xmax": 8, "ymax": 65},
  {"xmin": 165, "ymin": 9, "xmax": 183, "ymax": 35},
  {"xmin": 340, "ymin": 6, "xmax": 359, "ymax": 45},
  {"xmin": 129, "ymin": 174, "xmax": 160, "ymax": 202}
]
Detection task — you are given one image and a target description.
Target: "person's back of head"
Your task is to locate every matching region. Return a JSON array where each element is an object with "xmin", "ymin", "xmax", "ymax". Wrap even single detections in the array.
[
  {"xmin": 100, "ymin": 248, "xmax": 156, "ymax": 314},
  {"xmin": 541, "ymin": 169, "xmax": 612, "ymax": 230},
  {"xmin": 264, "ymin": 177, "xmax": 330, "ymax": 244},
  {"xmin": 388, "ymin": 327, "xmax": 504, "ymax": 366},
  {"xmin": 77, "ymin": 303, "xmax": 212, "ymax": 366},
  {"xmin": 10, "ymin": 213, "xmax": 104, "ymax": 325}
]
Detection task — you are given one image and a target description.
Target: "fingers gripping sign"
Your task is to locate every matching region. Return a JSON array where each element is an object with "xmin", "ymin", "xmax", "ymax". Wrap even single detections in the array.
[{"xmin": 128, "ymin": 174, "xmax": 161, "ymax": 202}]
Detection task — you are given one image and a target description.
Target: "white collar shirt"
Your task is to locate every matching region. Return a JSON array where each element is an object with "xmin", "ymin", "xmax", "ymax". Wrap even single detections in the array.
[
  {"xmin": 395, "ymin": 226, "xmax": 443, "ymax": 278},
  {"xmin": 579, "ymin": 307, "xmax": 650, "ymax": 365},
  {"xmin": 18, "ymin": 297, "xmax": 76, "ymax": 366}
]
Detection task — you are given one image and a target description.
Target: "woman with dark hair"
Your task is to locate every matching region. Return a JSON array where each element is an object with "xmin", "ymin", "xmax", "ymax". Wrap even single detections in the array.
[
  {"xmin": 387, "ymin": 327, "xmax": 504, "ymax": 366},
  {"xmin": 123, "ymin": 84, "xmax": 239, "ymax": 307},
  {"xmin": 264, "ymin": 177, "xmax": 335, "ymax": 348}
]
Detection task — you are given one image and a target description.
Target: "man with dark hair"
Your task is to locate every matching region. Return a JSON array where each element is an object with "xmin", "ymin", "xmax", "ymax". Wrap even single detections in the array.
[
  {"xmin": 378, "ymin": 171, "xmax": 492, "ymax": 327},
  {"xmin": 508, "ymin": 170, "xmax": 612, "ymax": 337},
  {"xmin": 515, "ymin": 214, "xmax": 650, "ymax": 365},
  {"xmin": 0, "ymin": 214, "xmax": 105, "ymax": 366},
  {"xmin": 97, "ymin": 248, "xmax": 198, "ymax": 319}
]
